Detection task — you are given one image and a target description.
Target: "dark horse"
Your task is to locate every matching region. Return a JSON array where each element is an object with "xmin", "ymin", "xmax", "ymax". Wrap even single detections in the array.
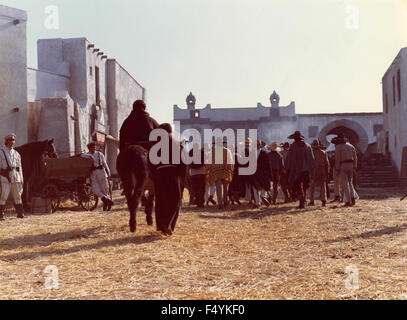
[
  {"xmin": 15, "ymin": 140, "xmax": 58, "ymax": 210},
  {"xmin": 116, "ymin": 145, "xmax": 153, "ymax": 233}
]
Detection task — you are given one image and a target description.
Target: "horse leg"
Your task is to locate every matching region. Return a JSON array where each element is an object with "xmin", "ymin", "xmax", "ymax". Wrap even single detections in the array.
[
  {"xmin": 145, "ymin": 193, "xmax": 154, "ymax": 226},
  {"xmin": 128, "ymin": 185, "xmax": 145, "ymax": 232},
  {"xmin": 122, "ymin": 188, "xmax": 136, "ymax": 233}
]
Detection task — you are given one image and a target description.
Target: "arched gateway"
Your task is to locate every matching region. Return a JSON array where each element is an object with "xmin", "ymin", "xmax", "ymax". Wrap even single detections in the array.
[{"xmin": 318, "ymin": 119, "xmax": 369, "ymax": 153}]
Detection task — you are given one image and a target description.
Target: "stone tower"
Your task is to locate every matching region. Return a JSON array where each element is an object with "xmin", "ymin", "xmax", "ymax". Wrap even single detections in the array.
[
  {"xmin": 186, "ymin": 92, "xmax": 196, "ymax": 110},
  {"xmin": 270, "ymin": 90, "xmax": 280, "ymax": 108}
]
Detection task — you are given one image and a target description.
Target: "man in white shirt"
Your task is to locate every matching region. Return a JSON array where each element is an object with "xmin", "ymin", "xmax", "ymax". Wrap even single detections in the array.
[
  {"xmin": 0, "ymin": 133, "xmax": 24, "ymax": 220},
  {"xmin": 82, "ymin": 142, "xmax": 113, "ymax": 211}
]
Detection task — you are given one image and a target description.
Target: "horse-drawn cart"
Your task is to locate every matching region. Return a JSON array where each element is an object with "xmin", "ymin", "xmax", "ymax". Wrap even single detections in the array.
[{"xmin": 35, "ymin": 157, "xmax": 99, "ymax": 212}]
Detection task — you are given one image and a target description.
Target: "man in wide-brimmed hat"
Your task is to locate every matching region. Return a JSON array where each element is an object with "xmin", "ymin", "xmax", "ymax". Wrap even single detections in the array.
[
  {"xmin": 309, "ymin": 140, "xmax": 330, "ymax": 207},
  {"xmin": 334, "ymin": 133, "xmax": 358, "ymax": 207},
  {"xmin": 287, "ymin": 131, "xmax": 305, "ymax": 140},
  {"xmin": 267, "ymin": 142, "xmax": 289, "ymax": 204},
  {"xmin": 285, "ymin": 131, "xmax": 315, "ymax": 209},
  {"xmin": 0, "ymin": 133, "xmax": 24, "ymax": 220}
]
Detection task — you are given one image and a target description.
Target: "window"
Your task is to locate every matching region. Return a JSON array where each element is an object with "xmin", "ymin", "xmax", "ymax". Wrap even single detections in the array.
[
  {"xmin": 308, "ymin": 126, "xmax": 319, "ymax": 138},
  {"xmin": 89, "ymin": 66, "xmax": 93, "ymax": 77},
  {"xmin": 393, "ymin": 76, "xmax": 396, "ymax": 106},
  {"xmin": 95, "ymin": 66, "xmax": 100, "ymax": 106},
  {"xmin": 397, "ymin": 69, "xmax": 401, "ymax": 102},
  {"xmin": 190, "ymin": 110, "xmax": 200, "ymax": 118}
]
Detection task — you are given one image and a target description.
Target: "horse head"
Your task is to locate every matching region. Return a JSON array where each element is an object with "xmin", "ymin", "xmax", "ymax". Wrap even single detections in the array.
[{"xmin": 44, "ymin": 139, "xmax": 58, "ymax": 158}]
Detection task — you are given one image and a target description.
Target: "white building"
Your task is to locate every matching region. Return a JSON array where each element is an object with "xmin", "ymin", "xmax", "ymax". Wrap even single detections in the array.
[
  {"xmin": 174, "ymin": 91, "xmax": 383, "ymax": 154},
  {"xmin": 381, "ymin": 47, "xmax": 407, "ymax": 176},
  {"xmin": 0, "ymin": 5, "xmax": 145, "ymax": 174}
]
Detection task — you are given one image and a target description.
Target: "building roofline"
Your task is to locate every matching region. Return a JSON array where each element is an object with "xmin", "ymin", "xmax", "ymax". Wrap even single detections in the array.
[
  {"xmin": 107, "ymin": 59, "xmax": 145, "ymax": 89},
  {"xmin": 0, "ymin": 4, "xmax": 27, "ymax": 21},
  {"xmin": 382, "ymin": 47, "xmax": 407, "ymax": 79},
  {"xmin": 298, "ymin": 112, "xmax": 383, "ymax": 117}
]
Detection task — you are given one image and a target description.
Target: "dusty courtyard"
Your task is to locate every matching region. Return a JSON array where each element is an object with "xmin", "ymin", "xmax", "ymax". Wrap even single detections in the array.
[{"xmin": 0, "ymin": 187, "xmax": 406, "ymax": 300}]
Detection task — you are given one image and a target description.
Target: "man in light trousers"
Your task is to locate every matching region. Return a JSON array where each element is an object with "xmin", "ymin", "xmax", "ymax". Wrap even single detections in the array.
[
  {"xmin": 0, "ymin": 134, "xmax": 24, "ymax": 220},
  {"xmin": 83, "ymin": 142, "xmax": 113, "ymax": 211},
  {"xmin": 334, "ymin": 133, "xmax": 358, "ymax": 207}
]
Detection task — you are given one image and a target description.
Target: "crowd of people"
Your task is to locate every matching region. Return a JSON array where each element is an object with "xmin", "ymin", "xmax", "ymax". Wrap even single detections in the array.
[
  {"xmin": 186, "ymin": 131, "xmax": 359, "ymax": 211},
  {"xmin": 0, "ymin": 100, "xmax": 360, "ymax": 238}
]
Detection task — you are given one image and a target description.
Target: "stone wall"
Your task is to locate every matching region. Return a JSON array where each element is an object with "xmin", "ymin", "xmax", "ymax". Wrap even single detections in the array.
[
  {"xmin": 106, "ymin": 59, "xmax": 145, "ymax": 174},
  {"xmin": 0, "ymin": 5, "xmax": 28, "ymax": 144},
  {"xmin": 37, "ymin": 95, "xmax": 76, "ymax": 157}
]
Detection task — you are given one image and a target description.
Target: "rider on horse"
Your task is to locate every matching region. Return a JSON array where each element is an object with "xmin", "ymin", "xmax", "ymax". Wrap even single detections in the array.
[{"xmin": 119, "ymin": 100, "xmax": 160, "ymax": 152}]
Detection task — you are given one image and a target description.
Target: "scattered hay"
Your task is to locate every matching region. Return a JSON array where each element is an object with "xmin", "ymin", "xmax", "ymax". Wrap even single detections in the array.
[{"xmin": 0, "ymin": 187, "xmax": 406, "ymax": 299}]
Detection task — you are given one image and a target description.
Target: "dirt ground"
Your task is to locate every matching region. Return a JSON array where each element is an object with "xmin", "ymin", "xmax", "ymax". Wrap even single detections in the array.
[{"xmin": 0, "ymin": 186, "xmax": 406, "ymax": 300}]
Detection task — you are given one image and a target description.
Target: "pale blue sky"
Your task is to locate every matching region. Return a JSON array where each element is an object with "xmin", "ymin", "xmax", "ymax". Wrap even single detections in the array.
[{"xmin": 3, "ymin": 0, "xmax": 407, "ymax": 124}]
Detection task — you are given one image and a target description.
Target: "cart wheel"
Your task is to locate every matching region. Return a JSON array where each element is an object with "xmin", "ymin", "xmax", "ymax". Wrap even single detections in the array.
[
  {"xmin": 78, "ymin": 184, "xmax": 99, "ymax": 211},
  {"xmin": 42, "ymin": 183, "xmax": 61, "ymax": 212}
]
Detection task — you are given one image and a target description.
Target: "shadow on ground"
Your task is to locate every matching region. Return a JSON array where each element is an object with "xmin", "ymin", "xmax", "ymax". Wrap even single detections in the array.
[
  {"xmin": 324, "ymin": 223, "xmax": 407, "ymax": 244},
  {"xmin": 0, "ymin": 227, "xmax": 103, "ymax": 251},
  {"xmin": 0, "ymin": 233, "xmax": 163, "ymax": 262}
]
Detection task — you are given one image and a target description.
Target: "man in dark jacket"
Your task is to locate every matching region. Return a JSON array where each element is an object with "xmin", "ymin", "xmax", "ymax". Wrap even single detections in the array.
[
  {"xmin": 119, "ymin": 100, "xmax": 160, "ymax": 151},
  {"xmin": 309, "ymin": 140, "xmax": 330, "ymax": 207},
  {"xmin": 151, "ymin": 123, "xmax": 186, "ymax": 236},
  {"xmin": 285, "ymin": 131, "xmax": 315, "ymax": 209},
  {"xmin": 267, "ymin": 142, "xmax": 288, "ymax": 204},
  {"xmin": 253, "ymin": 140, "xmax": 271, "ymax": 207}
]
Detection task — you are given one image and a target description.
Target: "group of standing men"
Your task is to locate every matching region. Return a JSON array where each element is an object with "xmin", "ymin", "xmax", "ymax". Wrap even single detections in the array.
[{"xmin": 187, "ymin": 130, "xmax": 359, "ymax": 210}]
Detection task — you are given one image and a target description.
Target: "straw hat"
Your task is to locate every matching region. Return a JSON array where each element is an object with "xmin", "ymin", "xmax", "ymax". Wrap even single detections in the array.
[{"xmin": 267, "ymin": 142, "xmax": 281, "ymax": 152}]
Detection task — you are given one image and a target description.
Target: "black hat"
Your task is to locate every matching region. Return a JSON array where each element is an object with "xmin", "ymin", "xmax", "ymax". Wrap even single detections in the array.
[
  {"xmin": 334, "ymin": 133, "xmax": 347, "ymax": 144},
  {"xmin": 288, "ymin": 131, "xmax": 304, "ymax": 140}
]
